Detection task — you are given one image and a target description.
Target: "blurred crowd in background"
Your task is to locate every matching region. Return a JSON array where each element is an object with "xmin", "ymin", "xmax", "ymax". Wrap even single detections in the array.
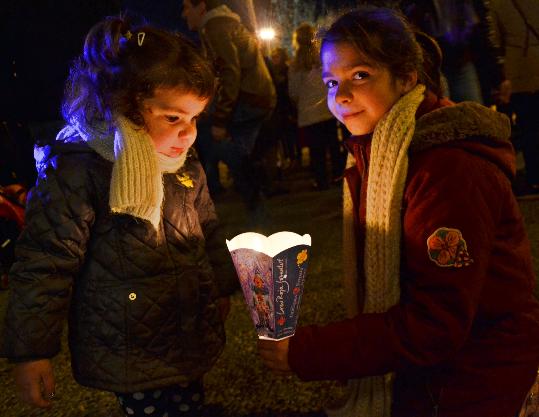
[{"xmin": 1, "ymin": 0, "xmax": 538, "ymax": 289}]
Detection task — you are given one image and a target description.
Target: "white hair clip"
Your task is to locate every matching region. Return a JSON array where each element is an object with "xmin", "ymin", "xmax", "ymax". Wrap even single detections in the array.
[{"xmin": 137, "ymin": 32, "xmax": 145, "ymax": 46}]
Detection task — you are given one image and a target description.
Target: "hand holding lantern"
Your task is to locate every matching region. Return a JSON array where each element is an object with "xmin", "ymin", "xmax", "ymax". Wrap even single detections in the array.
[{"xmin": 257, "ymin": 337, "xmax": 293, "ymax": 376}]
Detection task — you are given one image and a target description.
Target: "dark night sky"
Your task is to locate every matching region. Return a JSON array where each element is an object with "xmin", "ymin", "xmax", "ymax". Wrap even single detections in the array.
[
  {"xmin": 2, "ymin": 0, "xmax": 179, "ymax": 122},
  {"xmin": 0, "ymin": 0, "xmax": 363, "ymax": 123}
]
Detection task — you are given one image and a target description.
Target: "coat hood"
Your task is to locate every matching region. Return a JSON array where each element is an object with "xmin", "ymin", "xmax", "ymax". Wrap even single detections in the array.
[
  {"xmin": 410, "ymin": 101, "xmax": 515, "ymax": 180},
  {"xmin": 201, "ymin": 4, "xmax": 241, "ymax": 28},
  {"xmin": 34, "ymin": 137, "xmax": 93, "ymax": 178}
]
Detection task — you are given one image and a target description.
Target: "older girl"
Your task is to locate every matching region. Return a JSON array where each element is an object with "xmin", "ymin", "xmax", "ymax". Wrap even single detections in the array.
[{"xmin": 258, "ymin": 6, "xmax": 539, "ymax": 417}]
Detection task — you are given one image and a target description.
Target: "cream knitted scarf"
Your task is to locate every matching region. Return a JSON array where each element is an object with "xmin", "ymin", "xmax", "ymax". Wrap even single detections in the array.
[
  {"xmin": 329, "ymin": 84, "xmax": 426, "ymax": 417},
  {"xmin": 57, "ymin": 116, "xmax": 187, "ymax": 229}
]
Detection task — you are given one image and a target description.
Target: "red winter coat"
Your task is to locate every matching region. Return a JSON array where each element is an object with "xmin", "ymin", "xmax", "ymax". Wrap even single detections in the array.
[{"xmin": 288, "ymin": 95, "xmax": 539, "ymax": 417}]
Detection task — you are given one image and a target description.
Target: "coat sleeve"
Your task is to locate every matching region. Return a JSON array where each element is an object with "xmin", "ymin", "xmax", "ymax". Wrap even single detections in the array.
[
  {"xmin": 1, "ymin": 151, "xmax": 95, "ymax": 361},
  {"xmin": 288, "ymin": 148, "xmax": 504, "ymax": 380},
  {"xmin": 203, "ymin": 20, "xmax": 241, "ymax": 129},
  {"xmin": 193, "ymin": 162, "xmax": 238, "ymax": 297},
  {"xmin": 488, "ymin": 0, "xmax": 506, "ymax": 57},
  {"xmin": 472, "ymin": 0, "xmax": 506, "ymax": 87}
]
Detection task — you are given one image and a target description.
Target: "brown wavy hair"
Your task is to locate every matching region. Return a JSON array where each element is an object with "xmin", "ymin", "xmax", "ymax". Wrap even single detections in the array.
[
  {"xmin": 62, "ymin": 15, "xmax": 215, "ymax": 133},
  {"xmin": 319, "ymin": 6, "xmax": 443, "ymax": 97}
]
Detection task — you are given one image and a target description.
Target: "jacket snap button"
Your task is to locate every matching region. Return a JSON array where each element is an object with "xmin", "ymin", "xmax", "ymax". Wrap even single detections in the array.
[{"xmin": 128, "ymin": 292, "xmax": 137, "ymax": 301}]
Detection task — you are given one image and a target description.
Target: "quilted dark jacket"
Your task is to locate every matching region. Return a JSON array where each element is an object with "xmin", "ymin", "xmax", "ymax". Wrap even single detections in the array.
[{"xmin": 1, "ymin": 138, "xmax": 237, "ymax": 392}]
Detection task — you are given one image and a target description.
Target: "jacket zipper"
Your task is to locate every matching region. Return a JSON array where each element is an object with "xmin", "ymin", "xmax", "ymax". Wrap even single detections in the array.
[{"xmin": 426, "ymin": 378, "xmax": 443, "ymax": 417}]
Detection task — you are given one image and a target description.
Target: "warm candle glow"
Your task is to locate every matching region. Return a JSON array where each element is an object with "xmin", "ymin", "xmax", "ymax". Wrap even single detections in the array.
[{"xmin": 252, "ymin": 236, "xmax": 263, "ymax": 253}]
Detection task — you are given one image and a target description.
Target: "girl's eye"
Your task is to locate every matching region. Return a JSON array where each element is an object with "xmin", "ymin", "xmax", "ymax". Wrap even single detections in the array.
[
  {"xmin": 325, "ymin": 80, "xmax": 337, "ymax": 89},
  {"xmin": 165, "ymin": 115, "xmax": 179, "ymax": 123},
  {"xmin": 353, "ymin": 71, "xmax": 369, "ymax": 80}
]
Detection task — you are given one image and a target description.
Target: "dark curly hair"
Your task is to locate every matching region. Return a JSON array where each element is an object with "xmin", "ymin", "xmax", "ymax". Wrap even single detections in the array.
[
  {"xmin": 319, "ymin": 6, "xmax": 443, "ymax": 97},
  {"xmin": 62, "ymin": 15, "xmax": 215, "ymax": 134}
]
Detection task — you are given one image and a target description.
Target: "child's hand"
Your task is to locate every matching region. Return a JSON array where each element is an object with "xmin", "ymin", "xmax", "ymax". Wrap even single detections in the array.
[
  {"xmin": 257, "ymin": 338, "xmax": 293, "ymax": 377},
  {"xmin": 13, "ymin": 359, "xmax": 55, "ymax": 408}
]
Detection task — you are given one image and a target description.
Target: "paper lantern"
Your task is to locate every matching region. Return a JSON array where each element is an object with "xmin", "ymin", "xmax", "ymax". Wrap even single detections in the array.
[{"xmin": 226, "ymin": 231, "xmax": 311, "ymax": 340}]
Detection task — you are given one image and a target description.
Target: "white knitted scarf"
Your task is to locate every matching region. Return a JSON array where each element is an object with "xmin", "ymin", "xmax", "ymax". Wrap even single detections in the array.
[
  {"xmin": 57, "ymin": 116, "xmax": 187, "ymax": 229},
  {"xmin": 329, "ymin": 84, "xmax": 426, "ymax": 417}
]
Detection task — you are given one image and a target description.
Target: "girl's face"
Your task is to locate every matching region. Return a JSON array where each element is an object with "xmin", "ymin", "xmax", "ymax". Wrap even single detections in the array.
[
  {"xmin": 321, "ymin": 41, "xmax": 417, "ymax": 136},
  {"xmin": 141, "ymin": 88, "xmax": 208, "ymax": 158}
]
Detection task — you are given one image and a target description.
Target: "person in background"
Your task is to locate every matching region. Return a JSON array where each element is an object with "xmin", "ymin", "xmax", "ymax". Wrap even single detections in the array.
[
  {"xmin": 289, "ymin": 22, "xmax": 345, "ymax": 191},
  {"xmin": 1, "ymin": 16, "xmax": 236, "ymax": 417},
  {"xmin": 251, "ymin": 46, "xmax": 295, "ymax": 198},
  {"xmin": 489, "ymin": 0, "xmax": 539, "ymax": 196},
  {"xmin": 402, "ymin": 0, "xmax": 505, "ymax": 105},
  {"xmin": 266, "ymin": 46, "xmax": 298, "ymax": 177},
  {"xmin": 258, "ymin": 6, "xmax": 539, "ymax": 417},
  {"xmin": 470, "ymin": 0, "xmax": 509, "ymax": 106},
  {"xmin": 181, "ymin": 0, "xmax": 276, "ymax": 217}
]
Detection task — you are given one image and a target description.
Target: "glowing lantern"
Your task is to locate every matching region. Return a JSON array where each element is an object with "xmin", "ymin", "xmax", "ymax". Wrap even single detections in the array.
[{"xmin": 226, "ymin": 231, "xmax": 311, "ymax": 340}]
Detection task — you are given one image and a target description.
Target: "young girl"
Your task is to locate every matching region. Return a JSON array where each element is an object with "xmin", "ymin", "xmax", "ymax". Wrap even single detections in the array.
[
  {"xmin": 1, "ymin": 16, "xmax": 236, "ymax": 417},
  {"xmin": 258, "ymin": 6, "xmax": 539, "ymax": 417}
]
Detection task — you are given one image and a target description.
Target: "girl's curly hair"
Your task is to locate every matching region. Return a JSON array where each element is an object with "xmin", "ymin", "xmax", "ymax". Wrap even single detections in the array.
[{"xmin": 62, "ymin": 15, "xmax": 215, "ymax": 133}]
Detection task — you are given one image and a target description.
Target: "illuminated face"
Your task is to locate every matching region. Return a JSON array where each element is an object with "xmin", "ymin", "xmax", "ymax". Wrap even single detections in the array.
[
  {"xmin": 141, "ymin": 88, "xmax": 208, "ymax": 158},
  {"xmin": 321, "ymin": 41, "xmax": 416, "ymax": 136},
  {"xmin": 181, "ymin": 0, "xmax": 206, "ymax": 31}
]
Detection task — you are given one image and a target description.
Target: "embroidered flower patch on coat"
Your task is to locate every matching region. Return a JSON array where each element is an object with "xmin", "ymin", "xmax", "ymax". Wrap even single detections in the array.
[{"xmin": 427, "ymin": 227, "xmax": 474, "ymax": 268}]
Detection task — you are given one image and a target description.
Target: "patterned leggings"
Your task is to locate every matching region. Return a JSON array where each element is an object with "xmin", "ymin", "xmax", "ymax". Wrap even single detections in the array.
[{"xmin": 115, "ymin": 381, "xmax": 204, "ymax": 417}]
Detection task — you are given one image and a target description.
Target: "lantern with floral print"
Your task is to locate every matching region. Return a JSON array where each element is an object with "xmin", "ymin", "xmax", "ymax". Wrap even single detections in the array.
[{"xmin": 226, "ymin": 231, "xmax": 311, "ymax": 340}]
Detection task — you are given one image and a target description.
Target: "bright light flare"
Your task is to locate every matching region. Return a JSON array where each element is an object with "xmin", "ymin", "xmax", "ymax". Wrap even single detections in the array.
[{"xmin": 258, "ymin": 27, "xmax": 276, "ymax": 41}]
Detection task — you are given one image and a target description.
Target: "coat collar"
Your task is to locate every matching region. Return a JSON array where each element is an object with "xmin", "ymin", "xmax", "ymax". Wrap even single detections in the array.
[{"xmin": 345, "ymin": 90, "xmax": 514, "ymax": 177}]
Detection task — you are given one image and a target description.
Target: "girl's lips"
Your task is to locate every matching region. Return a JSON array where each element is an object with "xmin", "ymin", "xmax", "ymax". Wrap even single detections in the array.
[
  {"xmin": 167, "ymin": 147, "xmax": 185, "ymax": 157},
  {"xmin": 341, "ymin": 111, "xmax": 361, "ymax": 120}
]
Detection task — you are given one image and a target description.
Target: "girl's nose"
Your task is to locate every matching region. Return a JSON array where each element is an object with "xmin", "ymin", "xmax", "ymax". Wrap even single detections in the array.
[
  {"xmin": 179, "ymin": 123, "xmax": 196, "ymax": 144},
  {"xmin": 180, "ymin": 123, "xmax": 196, "ymax": 138},
  {"xmin": 335, "ymin": 81, "xmax": 353, "ymax": 104}
]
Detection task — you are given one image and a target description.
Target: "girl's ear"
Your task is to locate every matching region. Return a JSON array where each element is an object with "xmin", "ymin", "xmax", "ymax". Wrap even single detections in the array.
[{"xmin": 400, "ymin": 70, "xmax": 418, "ymax": 95}]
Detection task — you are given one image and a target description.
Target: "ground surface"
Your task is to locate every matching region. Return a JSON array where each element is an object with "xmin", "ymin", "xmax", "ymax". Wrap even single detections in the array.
[{"xmin": 1, "ymin": 165, "xmax": 538, "ymax": 417}]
